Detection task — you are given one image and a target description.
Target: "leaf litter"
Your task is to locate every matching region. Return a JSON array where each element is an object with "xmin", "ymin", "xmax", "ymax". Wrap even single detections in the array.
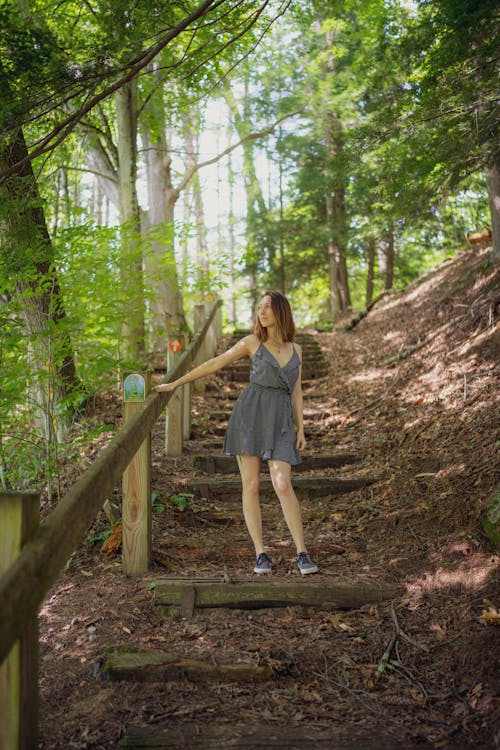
[{"xmin": 38, "ymin": 247, "xmax": 499, "ymax": 749}]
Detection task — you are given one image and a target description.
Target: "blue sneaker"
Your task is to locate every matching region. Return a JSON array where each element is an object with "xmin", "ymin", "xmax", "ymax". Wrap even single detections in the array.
[
  {"xmin": 253, "ymin": 552, "xmax": 273, "ymax": 574},
  {"xmin": 297, "ymin": 552, "xmax": 319, "ymax": 575}
]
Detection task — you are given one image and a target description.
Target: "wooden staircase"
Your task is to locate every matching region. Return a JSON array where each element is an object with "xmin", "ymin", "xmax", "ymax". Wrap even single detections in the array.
[
  {"xmin": 186, "ymin": 331, "xmax": 376, "ymax": 501},
  {"xmin": 109, "ymin": 332, "xmax": 402, "ymax": 749}
]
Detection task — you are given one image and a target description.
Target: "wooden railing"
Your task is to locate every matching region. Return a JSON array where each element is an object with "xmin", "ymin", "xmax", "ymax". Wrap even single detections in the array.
[{"xmin": 0, "ymin": 299, "xmax": 222, "ymax": 747}]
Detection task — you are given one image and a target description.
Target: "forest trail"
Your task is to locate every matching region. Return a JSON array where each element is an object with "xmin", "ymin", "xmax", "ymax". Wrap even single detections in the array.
[{"xmin": 38, "ymin": 247, "xmax": 499, "ymax": 749}]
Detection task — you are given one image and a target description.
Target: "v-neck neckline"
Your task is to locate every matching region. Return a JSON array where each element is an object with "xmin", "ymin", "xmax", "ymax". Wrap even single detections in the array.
[{"xmin": 260, "ymin": 342, "xmax": 296, "ymax": 370}]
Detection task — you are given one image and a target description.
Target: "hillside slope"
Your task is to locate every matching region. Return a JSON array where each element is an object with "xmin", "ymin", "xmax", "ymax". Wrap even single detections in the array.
[
  {"xmin": 319, "ymin": 245, "xmax": 498, "ymax": 553},
  {"xmin": 36, "ymin": 246, "xmax": 499, "ymax": 750}
]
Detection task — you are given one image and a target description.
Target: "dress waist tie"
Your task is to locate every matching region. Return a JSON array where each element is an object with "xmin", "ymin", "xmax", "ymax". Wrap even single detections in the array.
[{"xmin": 249, "ymin": 381, "xmax": 294, "ymax": 436}]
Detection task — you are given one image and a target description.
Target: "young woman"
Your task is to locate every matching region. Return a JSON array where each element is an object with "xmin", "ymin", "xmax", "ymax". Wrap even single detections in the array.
[{"xmin": 154, "ymin": 290, "xmax": 319, "ymax": 576}]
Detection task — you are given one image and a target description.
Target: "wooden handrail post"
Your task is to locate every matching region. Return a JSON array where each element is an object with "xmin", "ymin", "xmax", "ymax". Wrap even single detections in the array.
[
  {"xmin": 205, "ymin": 300, "xmax": 217, "ymax": 358},
  {"xmin": 193, "ymin": 304, "xmax": 207, "ymax": 394},
  {"xmin": 165, "ymin": 336, "xmax": 185, "ymax": 456},
  {"xmin": 122, "ymin": 373, "xmax": 151, "ymax": 575},
  {"xmin": 0, "ymin": 492, "xmax": 39, "ymax": 750},
  {"xmin": 183, "ymin": 377, "xmax": 192, "ymax": 441},
  {"xmin": 215, "ymin": 297, "xmax": 223, "ymax": 340}
]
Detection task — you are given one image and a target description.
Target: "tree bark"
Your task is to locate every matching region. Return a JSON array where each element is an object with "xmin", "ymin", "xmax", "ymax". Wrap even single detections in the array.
[
  {"xmin": 378, "ymin": 228, "xmax": 395, "ymax": 291},
  {"xmin": 0, "ymin": 128, "xmax": 80, "ymax": 440},
  {"xmin": 115, "ymin": 78, "xmax": 145, "ymax": 359},
  {"xmin": 365, "ymin": 235, "xmax": 376, "ymax": 306},
  {"xmin": 325, "ymin": 188, "xmax": 342, "ymax": 319},
  {"xmin": 141, "ymin": 71, "xmax": 186, "ymax": 348},
  {"xmin": 485, "ymin": 159, "xmax": 500, "ymax": 263},
  {"xmin": 223, "ymin": 80, "xmax": 271, "ymax": 305},
  {"xmin": 227, "ymin": 138, "xmax": 237, "ymax": 325},
  {"xmin": 182, "ymin": 111, "xmax": 210, "ymax": 279}
]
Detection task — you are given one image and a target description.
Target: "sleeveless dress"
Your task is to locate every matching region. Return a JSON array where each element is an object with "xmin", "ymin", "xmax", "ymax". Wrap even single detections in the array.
[{"xmin": 223, "ymin": 342, "xmax": 301, "ymax": 465}]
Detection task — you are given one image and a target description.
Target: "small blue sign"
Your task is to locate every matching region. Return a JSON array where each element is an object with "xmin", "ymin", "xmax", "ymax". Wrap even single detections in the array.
[{"xmin": 123, "ymin": 373, "xmax": 146, "ymax": 402}]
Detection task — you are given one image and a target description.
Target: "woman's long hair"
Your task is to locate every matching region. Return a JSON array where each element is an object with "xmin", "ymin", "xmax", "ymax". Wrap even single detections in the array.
[{"xmin": 254, "ymin": 290, "xmax": 296, "ymax": 343}]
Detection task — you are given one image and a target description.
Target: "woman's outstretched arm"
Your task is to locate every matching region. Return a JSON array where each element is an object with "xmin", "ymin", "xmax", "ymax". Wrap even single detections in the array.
[{"xmin": 154, "ymin": 335, "xmax": 255, "ymax": 393}]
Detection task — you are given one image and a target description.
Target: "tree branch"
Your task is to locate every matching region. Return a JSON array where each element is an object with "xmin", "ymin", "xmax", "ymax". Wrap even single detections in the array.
[
  {"xmin": 0, "ymin": 0, "xmax": 220, "ymax": 182},
  {"xmin": 175, "ymin": 108, "xmax": 302, "ymax": 196}
]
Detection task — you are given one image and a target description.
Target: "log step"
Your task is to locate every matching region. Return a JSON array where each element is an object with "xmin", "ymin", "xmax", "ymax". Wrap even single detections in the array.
[
  {"xmin": 186, "ymin": 475, "xmax": 377, "ymax": 499},
  {"xmin": 119, "ymin": 724, "xmax": 422, "ymax": 749},
  {"xmin": 153, "ymin": 578, "xmax": 403, "ymax": 616},
  {"xmin": 193, "ymin": 454, "xmax": 362, "ymax": 475},
  {"xmin": 102, "ymin": 651, "xmax": 282, "ymax": 683}
]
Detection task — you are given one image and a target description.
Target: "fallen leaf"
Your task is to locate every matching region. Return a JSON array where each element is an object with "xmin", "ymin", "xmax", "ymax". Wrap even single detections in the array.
[
  {"xmin": 430, "ymin": 622, "xmax": 446, "ymax": 638},
  {"xmin": 101, "ymin": 523, "xmax": 122, "ymax": 558},
  {"xmin": 478, "ymin": 605, "xmax": 500, "ymax": 625}
]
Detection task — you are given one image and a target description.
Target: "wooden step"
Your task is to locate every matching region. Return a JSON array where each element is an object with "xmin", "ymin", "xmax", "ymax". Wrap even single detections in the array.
[
  {"xmin": 119, "ymin": 723, "xmax": 424, "ymax": 749},
  {"xmin": 153, "ymin": 578, "xmax": 403, "ymax": 617},
  {"xmin": 186, "ymin": 475, "xmax": 377, "ymax": 500},
  {"xmin": 193, "ymin": 454, "xmax": 362, "ymax": 475},
  {"xmin": 102, "ymin": 650, "xmax": 281, "ymax": 683}
]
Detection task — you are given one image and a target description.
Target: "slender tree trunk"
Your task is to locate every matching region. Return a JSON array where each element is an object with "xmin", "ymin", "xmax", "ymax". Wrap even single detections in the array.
[
  {"xmin": 227, "ymin": 143, "xmax": 237, "ymax": 326},
  {"xmin": 277, "ymin": 132, "xmax": 285, "ymax": 294},
  {"xmin": 365, "ymin": 236, "xmax": 376, "ymax": 306},
  {"xmin": 485, "ymin": 159, "xmax": 500, "ymax": 262},
  {"xmin": 180, "ymin": 183, "xmax": 192, "ymax": 289},
  {"xmin": 325, "ymin": 191, "xmax": 342, "ymax": 319},
  {"xmin": 334, "ymin": 184, "xmax": 351, "ymax": 309},
  {"xmin": 182, "ymin": 112, "xmax": 209, "ymax": 280},
  {"xmin": 378, "ymin": 228, "xmax": 395, "ymax": 291},
  {"xmin": 223, "ymin": 82, "xmax": 270, "ymax": 304},
  {"xmin": 115, "ymin": 79, "xmax": 145, "ymax": 358},
  {"xmin": 0, "ymin": 128, "xmax": 80, "ymax": 440},
  {"xmin": 85, "ymin": 137, "xmax": 119, "ymax": 209},
  {"xmin": 385, "ymin": 230, "xmax": 395, "ymax": 290}
]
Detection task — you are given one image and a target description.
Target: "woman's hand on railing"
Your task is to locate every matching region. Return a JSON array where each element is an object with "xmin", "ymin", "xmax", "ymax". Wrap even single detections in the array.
[{"xmin": 154, "ymin": 381, "xmax": 179, "ymax": 393}]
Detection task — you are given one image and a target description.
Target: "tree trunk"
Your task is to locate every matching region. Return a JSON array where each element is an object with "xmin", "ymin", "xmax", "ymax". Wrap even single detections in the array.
[
  {"xmin": 223, "ymin": 81, "xmax": 270, "ymax": 303},
  {"xmin": 365, "ymin": 236, "xmax": 376, "ymax": 306},
  {"xmin": 0, "ymin": 128, "xmax": 80, "ymax": 440},
  {"xmin": 378, "ymin": 228, "xmax": 395, "ymax": 291},
  {"xmin": 227, "ymin": 142, "xmax": 237, "ymax": 326},
  {"xmin": 182, "ymin": 112, "xmax": 210, "ymax": 281},
  {"xmin": 323, "ymin": 109, "xmax": 348, "ymax": 318},
  {"xmin": 85, "ymin": 137, "xmax": 119, "ymax": 210},
  {"xmin": 115, "ymin": 78, "xmax": 145, "ymax": 359},
  {"xmin": 485, "ymin": 159, "xmax": 500, "ymax": 263},
  {"xmin": 141, "ymin": 72, "xmax": 185, "ymax": 348},
  {"xmin": 325, "ymin": 190, "xmax": 342, "ymax": 319},
  {"xmin": 334, "ymin": 185, "xmax": 351, "ymax": 309}
]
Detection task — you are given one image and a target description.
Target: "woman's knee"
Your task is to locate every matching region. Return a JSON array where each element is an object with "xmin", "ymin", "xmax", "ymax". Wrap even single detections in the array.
[
  {"xmin": 242, "ymin": 475, "xmax": 260, "ymax": 496},
  {"xmin": 271, "ymin": 473, "xmax": 293, "ymax": 496}
]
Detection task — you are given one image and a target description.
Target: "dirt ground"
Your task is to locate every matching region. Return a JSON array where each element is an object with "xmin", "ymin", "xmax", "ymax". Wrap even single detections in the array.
[{"xmin": 38, "ymin": 247, "xmax": 499, "ymax": 749}]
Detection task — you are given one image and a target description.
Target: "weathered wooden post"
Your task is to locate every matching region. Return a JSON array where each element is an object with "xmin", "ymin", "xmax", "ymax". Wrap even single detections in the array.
[
  {"xmin": 165, "ymin": 336, "xmax": 185, "ymax": 456},
  {"xmin": 182, "ymin": 362, "xmax": 192, "ymax": 442},
  {"xmin": 122, "ymin": 373, "xmax": 151, "ymax": 575},
  {"xmin": 215, "ymin": 296, "xmax": 223, "ymax": 340},
  {"xmin": 204, "ymin": 299, "xmax": 217, "ymax": 359},
  {"xmin": 0, "ymin": 492, "xmax": 39, "ymax": 750},
  {"xmin": 193, "ymin": 304, "xmax": 207, "ymax": 394}
]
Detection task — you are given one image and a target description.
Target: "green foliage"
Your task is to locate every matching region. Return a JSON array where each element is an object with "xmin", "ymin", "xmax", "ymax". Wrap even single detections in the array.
[{"xmin": 151, "ymin": 491, "xmax": 194, "ymax": 513}]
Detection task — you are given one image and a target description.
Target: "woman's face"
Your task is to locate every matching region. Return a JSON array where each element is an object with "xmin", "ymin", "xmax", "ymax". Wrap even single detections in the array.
[{"xmin": 257, "ymin": 295, "xmax": 276, "ymax": 328}]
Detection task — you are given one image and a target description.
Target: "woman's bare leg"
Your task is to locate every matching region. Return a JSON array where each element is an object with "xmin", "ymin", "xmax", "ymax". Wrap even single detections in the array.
[
  {"xmin": 268, "ymin": 459, "xmax": 307, "ymax": 553},
  {"xmin": 237, "ymin": 455, "xmax": 264, "ymax": 555}
]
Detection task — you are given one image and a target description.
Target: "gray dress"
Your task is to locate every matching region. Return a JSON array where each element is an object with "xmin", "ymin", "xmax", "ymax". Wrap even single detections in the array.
[{"xmin": 223, "ymin": 342, "xmax": 301, "ymax": 465}]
